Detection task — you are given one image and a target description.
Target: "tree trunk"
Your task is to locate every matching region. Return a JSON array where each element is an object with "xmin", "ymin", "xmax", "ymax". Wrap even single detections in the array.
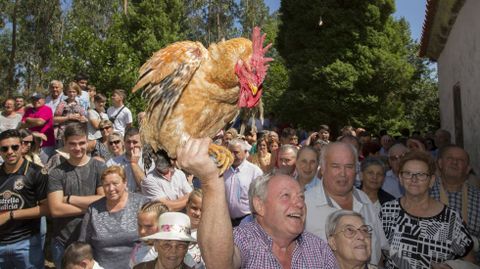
[
  {"xmin": 7, "ymin": 0, "xmax": 18, "ymax": 96},
  {"xmin": 216, "ymin": 9, "xmax": 221, "ymax": 40}
]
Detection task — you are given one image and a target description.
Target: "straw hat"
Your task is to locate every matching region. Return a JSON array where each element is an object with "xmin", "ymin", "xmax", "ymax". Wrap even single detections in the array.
[{"xmin": 142, "ymin": 212, "xmax": 196, "ymax": 242}]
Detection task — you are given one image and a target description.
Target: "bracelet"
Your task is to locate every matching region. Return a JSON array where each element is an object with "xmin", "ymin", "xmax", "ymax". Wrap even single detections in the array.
[
  {"xmin": 67, "ymin": 195, "xmax": 71, "ymax": 204},
  {"xmin": 10, "ymin": 210, "xmax": 14, "ymax": 221}
]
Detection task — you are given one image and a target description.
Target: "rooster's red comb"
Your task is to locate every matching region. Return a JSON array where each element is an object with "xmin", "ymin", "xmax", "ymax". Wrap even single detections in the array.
[{"xmin": 250, "ymin": 27, "xmax": 273, "ymax": 83}]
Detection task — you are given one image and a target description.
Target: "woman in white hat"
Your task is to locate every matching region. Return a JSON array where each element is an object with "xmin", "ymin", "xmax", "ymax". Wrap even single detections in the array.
[{"xmin": 134, "ymin": 212, "xmax": 196, "ymax": 269}]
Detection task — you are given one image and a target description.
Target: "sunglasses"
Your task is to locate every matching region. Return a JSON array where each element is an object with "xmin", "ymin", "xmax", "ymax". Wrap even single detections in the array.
[
  {"xmin": 0, "ymin": 144, "xmax": 21, "ymax": 153},
  {"xmin": 101, "ymin": 126, "xmax": 112, "ymax": 131},
  {"xmin": 22, "ymin": 140, "xmax": 33, "ymax": 145},
  {"xmin": 109, "ymin": 140, "xmax": 121, "ymax": 146}
]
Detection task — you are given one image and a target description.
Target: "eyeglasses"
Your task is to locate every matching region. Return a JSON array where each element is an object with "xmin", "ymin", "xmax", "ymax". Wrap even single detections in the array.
[
  {"xmin": 101, "ymin": 126, "xmax": 112, "ymax": 131},
  {"xmin": 157, "ymin": 241, "xmax": 189, "ymax": 252},
  {"xmin": 22, "ymin": 141, "xmax": 33, "ymax": 145},
  {"xmin": 400, "ymin": 171, "xmax": 430, "ymax": 182},
  {"xmin": 334, "ymin": 224, "xmax": 373, "ymax": 238},
  {"xmin": 109, "ymin": 140, "xmax": 121, "ymax": 146},
  {"xmin": 0, "ymin": 144, "xmax": 21, "ymax": 153}
]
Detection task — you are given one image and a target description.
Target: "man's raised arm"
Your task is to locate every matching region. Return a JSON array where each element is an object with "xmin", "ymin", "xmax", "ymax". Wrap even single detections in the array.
[{"xmin": 176, "ymin": 138, "xmax": 241, "ymax": 269}]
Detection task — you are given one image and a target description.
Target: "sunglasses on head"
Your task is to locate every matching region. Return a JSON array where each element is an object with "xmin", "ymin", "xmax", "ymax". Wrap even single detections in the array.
[
  {"xmin": 0, "ymin": 144, "xmax": 21, "ymax": 153},
  {"xmin": 109, "ymin": 140, "xmax": 121, "ymax": 146}
]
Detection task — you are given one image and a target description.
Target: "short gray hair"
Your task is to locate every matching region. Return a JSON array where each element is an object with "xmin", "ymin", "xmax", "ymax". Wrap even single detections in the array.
[
  {"xmin": 49, "ymin": 80, "xmax": 63, "ymax": 89},
  {"xmin": 325, "ymin": 210, "xmax": 364, "ymax": 237},
  {"xmin": 248, "ymin": 173, "xmax": 274, "ymax": 215},
  {"xmin": 279, "ymin": 144, "xmax": 298, "ymax": 156},
  {"xmin": 320, "ymin": 142, "xmax": 359, "ymax": 170},
  {"xmin": 228, "ymin": 138, "xmax": 248, "ymax": 151}
]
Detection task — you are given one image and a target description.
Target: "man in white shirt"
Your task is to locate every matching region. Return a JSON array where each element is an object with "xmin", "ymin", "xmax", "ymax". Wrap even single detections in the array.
[
  {"xmin": 107, "ymin": 89, "xmax": 132, "ymax": 136},
  {"xmin": 141, "ymin": 153, "xmax": 192, "ymax": 212},
  {"xmin": 223, "ymin": 139, "xmax": 263, "ymax": 226},
  {"xmin": 305, "ymin": 142, "xmax": 388, "ymax": 266}
]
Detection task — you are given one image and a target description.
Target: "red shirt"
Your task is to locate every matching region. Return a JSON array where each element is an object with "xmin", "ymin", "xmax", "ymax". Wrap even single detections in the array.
[{"xmin": 22, "ymin": 105, "xmax": 55, "ymax": 147}]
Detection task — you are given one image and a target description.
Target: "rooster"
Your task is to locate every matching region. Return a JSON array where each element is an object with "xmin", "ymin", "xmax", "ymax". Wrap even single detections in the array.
[{"xmin": 132, "ymin": 27, "xmax": 272, "ymax": 174}]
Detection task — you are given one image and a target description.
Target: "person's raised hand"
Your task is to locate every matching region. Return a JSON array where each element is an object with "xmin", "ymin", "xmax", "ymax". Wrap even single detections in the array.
[
  {"xmin": 176, "ymin": 138, "xmax": 220, "ymax": 185},
  {"xmin": 129, "ymin": 146, "xmax": 141, "ymax": 164}
]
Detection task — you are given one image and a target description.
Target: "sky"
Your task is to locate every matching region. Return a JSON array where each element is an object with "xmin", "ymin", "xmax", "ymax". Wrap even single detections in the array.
[{"xmin": 264, "ymin": 0, "xmax": 428, "ymax": 42}]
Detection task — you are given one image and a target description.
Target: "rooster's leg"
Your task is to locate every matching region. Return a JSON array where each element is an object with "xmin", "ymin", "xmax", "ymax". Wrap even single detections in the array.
[{"xmin": 208, "ymin": 143, "xmax": 234, "ymax": 175}]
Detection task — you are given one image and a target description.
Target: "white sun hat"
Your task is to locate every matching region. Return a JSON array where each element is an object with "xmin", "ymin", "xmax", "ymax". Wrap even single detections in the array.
[{"xmin": 142, "ymin": 212, "xmax": 196, "ymax": 242}]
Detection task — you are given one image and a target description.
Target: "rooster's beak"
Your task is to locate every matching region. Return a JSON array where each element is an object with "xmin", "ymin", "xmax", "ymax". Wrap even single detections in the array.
[{"xmin": 249, "ymin": 83, "xmax": 258, "ymax": 96}]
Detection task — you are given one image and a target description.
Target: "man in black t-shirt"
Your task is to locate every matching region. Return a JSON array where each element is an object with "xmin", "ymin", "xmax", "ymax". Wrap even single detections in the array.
[
  {"xmin": 0, "ymin": 129, "xmax": 49, "ymax": 268},
  {"xmin": 47, "ymin": 123, "xmax": 105, "ymax": 269}
]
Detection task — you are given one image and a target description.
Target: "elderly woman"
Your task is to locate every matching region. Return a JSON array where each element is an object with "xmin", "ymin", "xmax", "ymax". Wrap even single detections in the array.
[
  {"xmin": 79, "ymin": 165, "xmax": 147, "ymax": 269},
  {"xmin": 0, "ymin": 97, "xmax": 22, "ymax": 132},
  {"xmin": 381, "ymin": 151, "xmax": 473, "ymax": 269},
  {"xmin": 107, "ymin": 132, "xmax": 125, "ymax": 157},
  {"xmin": 360, "ymin": 157, "xmax": 395, "ymax": 213},
  {"xmin": 247, "ymin": 136, "xmax": 271, "ymax": 172},
  {"xmin": 90, "ymin": 119, "xmax": 114, "ymax": 161},
  {"xmin": 326, "ymin": 210, "xmax": 376, "ymax": 269},
  {"xmin": 134, "ymin": 212, "xmax": 195, "ymax": 269}
]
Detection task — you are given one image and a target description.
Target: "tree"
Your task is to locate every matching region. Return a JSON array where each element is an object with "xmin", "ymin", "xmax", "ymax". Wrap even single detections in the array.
[
  {"xmin": 44, "ymin": 0, "xmax": 187, "ymax": 117},
  {"xmin": 239, "ymin": 0, "xmax": 270, "ymax": 37},
  {"xmin": 0, "ymin": 0, "xmax": 62, "ymax": 96},
  {"xmin": 184, "ymin": 0, "xmax": 239, "ymax": 45},
  {"xmin": 261, "ymin": 11, "xmax": 289, "ymax": 114},
  {"xmin": 276, "ymin": 0, "xmax": 438, "ymax": 134}
]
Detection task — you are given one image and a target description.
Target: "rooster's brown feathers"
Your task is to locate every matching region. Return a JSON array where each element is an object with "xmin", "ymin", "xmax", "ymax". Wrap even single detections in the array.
[{"xmin": 133, "ymin": 38, "xmax": 255, "ymax": 159}]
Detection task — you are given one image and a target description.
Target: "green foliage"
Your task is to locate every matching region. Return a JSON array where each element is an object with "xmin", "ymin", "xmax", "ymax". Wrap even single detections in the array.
[
  {"xmin": 276, "ymin": 0, "xmax": 438, "ymax": 134},
  {"xmin": 45, "ymin": 0, "xmax": 186, "ymax": 118}
]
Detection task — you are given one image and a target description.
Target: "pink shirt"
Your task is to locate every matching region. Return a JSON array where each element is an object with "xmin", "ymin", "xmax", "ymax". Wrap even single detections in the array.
[
  {"xmin": 223, "ymin": 160, "xmax": 263, "ymax": 219},
  {"xmin": 22, "ymin": 105, "xmax": 55, "ymax": 147}
]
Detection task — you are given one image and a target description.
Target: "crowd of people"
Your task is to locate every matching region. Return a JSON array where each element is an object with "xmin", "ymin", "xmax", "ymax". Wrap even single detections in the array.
[{"xmin": 0, "ymin": 74, "xmax": 479, "ymax": 269}]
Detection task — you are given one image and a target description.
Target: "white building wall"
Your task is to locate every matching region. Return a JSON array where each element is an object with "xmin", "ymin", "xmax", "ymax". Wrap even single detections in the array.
[{"xmin": 437, "ymin": 0, "xmax": 480, "ymax": 174}]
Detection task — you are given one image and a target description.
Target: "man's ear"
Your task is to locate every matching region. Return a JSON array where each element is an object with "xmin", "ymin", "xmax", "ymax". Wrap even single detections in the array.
[
  {"xmin": 79, "ymin": 259, "xmax": 91, "ymax": 268},
  {"xmin": 327, "ymin": 236, "xmax": 337, "ymax": 251},
  {"xmin": 253, "ymin": 197, "xmax": 265, "ymax": 217}
]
